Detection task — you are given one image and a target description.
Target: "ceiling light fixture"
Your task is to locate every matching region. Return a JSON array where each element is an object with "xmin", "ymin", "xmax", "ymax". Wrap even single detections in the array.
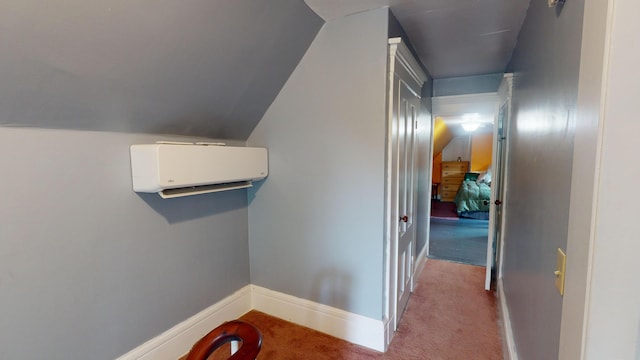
[{"xmin": 461, "ymin": 123, "xmax": 480, "ymax": 132}]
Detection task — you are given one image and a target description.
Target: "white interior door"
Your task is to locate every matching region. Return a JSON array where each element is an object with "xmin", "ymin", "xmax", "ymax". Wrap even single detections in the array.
[
  {"xmin": 395, "ymin": 80, "xmax": 419, "ymax": 326},
  {"xmin": 385, "ymin": 38, "xmax": 427, "ymax": 341},
  {"xmin": 485, "ymin": 75, "xmax": 512, "ymax": 289}
]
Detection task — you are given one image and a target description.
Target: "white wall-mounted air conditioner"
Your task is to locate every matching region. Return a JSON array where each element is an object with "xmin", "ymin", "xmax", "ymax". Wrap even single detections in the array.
[{"xmin": 130, "ymin": 143, "xmax": 268, "ymax": 199}]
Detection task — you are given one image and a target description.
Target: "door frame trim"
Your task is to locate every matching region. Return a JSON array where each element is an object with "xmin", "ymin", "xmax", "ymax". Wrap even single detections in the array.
[
  {"xmin": 486, "ymin": 74, "xmax": 513, "ymax": 289},
  {"xmin": 383, "ymin": 37, "xmax": 427, "ymax": 348}
]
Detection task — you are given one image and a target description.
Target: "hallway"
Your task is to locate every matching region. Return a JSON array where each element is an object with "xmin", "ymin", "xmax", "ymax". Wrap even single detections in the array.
[{"xmin": 209, "ymin": 259, "xmax": 503, "ymax": 359}]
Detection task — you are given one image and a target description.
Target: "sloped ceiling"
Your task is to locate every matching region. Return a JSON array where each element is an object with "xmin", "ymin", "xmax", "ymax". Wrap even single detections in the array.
[
  {"xmin": 432, "ymin": 117, "xmax": 455, "ymax": 156},
  {"xmin": 0, "ymin": 0, "xmax": 323, "ymax": 139}
]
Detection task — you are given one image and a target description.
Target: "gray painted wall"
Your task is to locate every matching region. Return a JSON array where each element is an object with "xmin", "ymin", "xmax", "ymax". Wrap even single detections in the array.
[
  {"xmin": 0, "ymin": 2, "xmax": 322, "ymax": 357},
  {"xmin": 0, "ymin": 0, "xmax": 322, "ymax": 140},
  {"xmin": 0, "ymin": 128, "xmax": 250, "ymax": 359},
  {"xmin": 433, "ymin": 73, "xmax": 503, "ymax": 96},
  {"xmin": 577, "ymin": 1, "xmax": 640, "ymax": 357},
  {"xmin": 388, "ymin": 10, "xmax": 431, "ymax": 78},
  {"xmin": 247, "ymin": 8, "xmax": 389, "ymax": 319},
  {"xmin": 558, "ymin": 0, "xmax": 609, "ymax": 356},
  {"xmin": 501, "ymin": 1, "xmax": 585, "ymax": 359}
]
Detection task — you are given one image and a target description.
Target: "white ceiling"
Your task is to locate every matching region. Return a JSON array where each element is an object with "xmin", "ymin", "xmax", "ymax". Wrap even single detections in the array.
[{"xmin": 305, "ymin": 0, "xmax": 530, "ymax": 78}]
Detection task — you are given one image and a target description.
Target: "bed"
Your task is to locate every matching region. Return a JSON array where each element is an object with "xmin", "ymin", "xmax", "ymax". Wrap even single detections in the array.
[{"xmin": 454, "ymin": 174, "xmax": 491, "ymax": 220}]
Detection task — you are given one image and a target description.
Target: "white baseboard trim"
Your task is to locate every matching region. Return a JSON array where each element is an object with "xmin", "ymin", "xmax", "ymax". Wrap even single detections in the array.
[
  {"xmin": 497, "ymin": 279, "xmax": 518, "ymax": 360},
  {"xmin": 116, "ymin": 284, "xmax": 386, "ymax": 359},
  {"xmin": 115, "ymin": 285, "xmax": 252, "ymax": 360},
  {"xmin": 414, "ymin": 244, "xmax": 429, "ymax": 280},
  {"xmin": 383, "ymin": 316, "xmax": 394, "ymax": 351},
  {"xmin": 250, "ymin": 285, "xmax": 386, "ymax": 352}
]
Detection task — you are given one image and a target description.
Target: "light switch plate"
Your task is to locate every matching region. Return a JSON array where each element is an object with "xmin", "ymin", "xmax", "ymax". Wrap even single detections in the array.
[{"xmin": 555, "ymin": 248, "xmax": 567, "ymax": 295}]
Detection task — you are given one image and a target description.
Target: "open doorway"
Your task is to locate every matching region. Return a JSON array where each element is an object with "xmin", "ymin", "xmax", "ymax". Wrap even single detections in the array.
[
  {"xmin": 427, "ymin": 92, "xmax": 499, "ymax": 268},
  {"xmin": 425, "ymin": 75, "xmax": 513, "ymax": 290}
]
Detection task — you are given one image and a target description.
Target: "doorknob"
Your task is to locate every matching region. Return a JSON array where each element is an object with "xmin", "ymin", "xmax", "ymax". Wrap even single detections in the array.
[
  {"xmin": 494, "ymin": 200, "xmax": 503, "ymax": 205},
  {"xmin": 400, "ymin": 215, "xmax": 408, "ymax": 223}
]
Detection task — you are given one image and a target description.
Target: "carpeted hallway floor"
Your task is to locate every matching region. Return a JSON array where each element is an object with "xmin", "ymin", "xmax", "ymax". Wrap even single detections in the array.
[{"xmin": 194, "ymin": 259, "xmax": 502, "ymax": 359}]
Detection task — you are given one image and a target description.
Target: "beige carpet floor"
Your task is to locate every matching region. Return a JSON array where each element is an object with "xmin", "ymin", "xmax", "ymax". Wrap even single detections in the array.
[{"xmin": 186, "ymin": 259, "xmax": 503, "ymax": 359}]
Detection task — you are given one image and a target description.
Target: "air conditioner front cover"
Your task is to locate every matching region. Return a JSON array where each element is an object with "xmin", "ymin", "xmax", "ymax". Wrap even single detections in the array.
[{"xmin": 130, "ymin": 144, "xmax": 268, "ymax": 197}]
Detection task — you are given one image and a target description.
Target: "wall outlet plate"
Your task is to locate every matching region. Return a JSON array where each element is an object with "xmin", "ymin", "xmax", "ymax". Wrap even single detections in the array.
[{"xmin": 555, "ymin": 248, "xmax": 567, "ymax": 295}]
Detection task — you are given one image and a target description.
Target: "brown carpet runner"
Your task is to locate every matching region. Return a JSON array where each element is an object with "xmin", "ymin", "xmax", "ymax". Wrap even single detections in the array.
[{"xmin": 190, "ymin": 259, "xmax": 502, "ymax": 359}]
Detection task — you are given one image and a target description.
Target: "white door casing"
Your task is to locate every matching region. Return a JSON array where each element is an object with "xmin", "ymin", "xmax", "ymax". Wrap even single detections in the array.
[
  {"xmin": 485, "ymin": 74, "xmax": 513, "ymax": 289},
  {"xmin": 384, "ymin": 38, "xmax": 427, "ymax": 342},
  {"xmin": 395, "ymin": 80, "xmax": 420, "ymax": 322}
]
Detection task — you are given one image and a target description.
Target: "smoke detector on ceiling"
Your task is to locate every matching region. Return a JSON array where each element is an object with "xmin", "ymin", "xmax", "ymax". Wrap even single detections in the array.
[{"xmin": 548, "ymin": 0, "xmax": 564, "ymax": 7}]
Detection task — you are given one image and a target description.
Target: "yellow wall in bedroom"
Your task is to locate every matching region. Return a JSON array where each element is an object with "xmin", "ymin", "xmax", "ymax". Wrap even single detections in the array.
[
  {"xmin": 471, "ymin": 132, "xmax": 493, "ymax": 172},
  {"xmin": 431, "ymin": 117, "xmax": 454, "ymax": 189},
  {"xmin": 433, "ymin": 117, "xmax": 454, "ymax": 157}
]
